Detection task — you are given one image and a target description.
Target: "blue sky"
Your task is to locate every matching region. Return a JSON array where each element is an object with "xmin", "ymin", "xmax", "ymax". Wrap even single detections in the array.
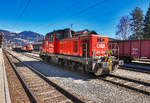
[{"xmin": 0, "ymin": 0, "xmax": 149, "ymax": 38}]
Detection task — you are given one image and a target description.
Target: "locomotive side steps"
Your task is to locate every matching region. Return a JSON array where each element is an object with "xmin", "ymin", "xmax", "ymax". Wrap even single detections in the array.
[
  {"xmin": 0, "ymin": 49, "xmax": 11, "ymax": 103},
  {"xmin": 5, "ymin": 50, "xmax": 88, "ymax": 103}
]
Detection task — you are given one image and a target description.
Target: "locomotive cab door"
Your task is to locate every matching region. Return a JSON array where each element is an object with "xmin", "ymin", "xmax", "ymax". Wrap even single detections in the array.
[{"xmin": 82, "ymin": 40, "xmax": 89, "ymax": 57}]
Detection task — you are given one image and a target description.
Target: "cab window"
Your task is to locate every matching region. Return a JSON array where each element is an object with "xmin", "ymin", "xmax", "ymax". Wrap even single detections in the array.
[
  {"xmin": 97, "ymin": 37, "xmax": 104, "ymax": 42},
  {"xmin": 56, "ymin": 33, "xmax": 64, "ymax": 40},
  {"xmin": 48, "ymin": 34, "xmax": 53, "ymax": 41}
]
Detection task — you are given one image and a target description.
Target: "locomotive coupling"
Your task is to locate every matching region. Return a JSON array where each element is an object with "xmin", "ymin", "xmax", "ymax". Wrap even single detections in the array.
[
  {"xmin": 119, "ymin": 60, "xmax": 124, "ymax": 66},
  {"xmin": 101, "ymin": 62, "xmax": 112, "ymax": 71},
  {"xmin": 102, "ymin": 62, "xmax": 110, "ymax": 68}
]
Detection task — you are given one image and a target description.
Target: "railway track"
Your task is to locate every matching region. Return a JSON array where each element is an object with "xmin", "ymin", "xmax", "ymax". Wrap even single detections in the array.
[
  {"xmin": 17, "ymin": 52, "xmax": 150, "ymax": 96},
  {"xmin": 119, "ymin": 66, "xmax": 150, "ymax": 74},
  {"xmin": 99, "ymin": 74, "xmax": 150, "ymax": 96},
  {"xmin": 22, "ymin": 53, "xmax": 40, "ymax": 60},
  {"xmin": 4, "ymin": 50, "xmax": 86, "ymax": 103},
  {"xmin": 135, "ymin": 58, "xmax": 150, "ymax": 62}
]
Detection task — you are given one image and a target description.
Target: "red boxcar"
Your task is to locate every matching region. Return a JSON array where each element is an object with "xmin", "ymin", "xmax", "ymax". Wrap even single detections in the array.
[
  {"xmin": 40, "ymin": 29, "xmax": 121, "ymax": 76},
  {"xmin": 109, "ymin": 39, "xmax": 150, "ymax": 62}
]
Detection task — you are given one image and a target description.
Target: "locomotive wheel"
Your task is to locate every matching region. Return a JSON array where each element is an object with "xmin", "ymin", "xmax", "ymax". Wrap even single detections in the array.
[
  {"xmin": 94, "ymin": 68, "xmax": 103, "ymax": 76},
  {"xmin": 43, "ymin": 56, "xmax": 46, "ymax": 61},
  {"xmin": 77, "ymin": 64, "xmax": 85, "ymax": 73},
  {"xmin": 68, "ymin": 61, "xmax": 73, "ymax": 69},
  {"xmin": 79, "ymin": 65, "xmax": 86, "ymax": 74},
  {"xmin": 60, "ymin": 60, "xmax": 65, "ymax": 66},
  {"xmin": 44, "ymin": 57, "xmax": 48, "ymax": 62},
  {"xmin": 64, "ymin": 61, "xmax": 69, "ymax": 68},
  {"xmin": 94, "ymin": 63, "xmax": 104, "ymax": 76},
  {"xmin": 44, "ymin": 56, "xmax": 50, "ymax": 63},
  {"xmin": 71, "ymin": 62, "xmax": 76, "ymax": 70},
  {"xmin": 82, "ymin": 65, "xmax": 88, "ymax": 74},
  {"xmin": 58, "ymin": 59, "xmax": 63, "ymax": 65},
  {"xmin": 112, "ymin": 64, "xmax": 118, "ymax": 72}
]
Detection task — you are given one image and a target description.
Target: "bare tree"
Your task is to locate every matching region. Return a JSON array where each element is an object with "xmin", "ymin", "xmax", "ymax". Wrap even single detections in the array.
[{"xmin": 116, "ymin": 16, "xmax": 131, "ymax": 40}]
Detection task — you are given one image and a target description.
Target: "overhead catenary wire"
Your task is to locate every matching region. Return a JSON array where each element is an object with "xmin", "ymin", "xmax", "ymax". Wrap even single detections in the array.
[
  {"xmin": 70, "ymin": 0, "xmax": 109, "ymax": 17},
  {"xmin": 15, "ymin": 0, "xmax": 110, "ymax": 34},
  {"xmin": 16, "ymin": 0, "xmax": 24, "ymax": 16},
  {"xmin": 12, "ymin": 0, "xmax": 32, "ymax": 30},
  {"xmin": 34, "ymin": 0, "xmax": 110, "ymax": 31},
  {"xmin": 18, "ymin": 0, "xmax": 32, "ymax": 17}
]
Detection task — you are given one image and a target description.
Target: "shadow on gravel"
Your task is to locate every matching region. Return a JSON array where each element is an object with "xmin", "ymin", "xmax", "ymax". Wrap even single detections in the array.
[{"xmin": 17, "ymin": 60, "xmax": 92, "ymax": 81}]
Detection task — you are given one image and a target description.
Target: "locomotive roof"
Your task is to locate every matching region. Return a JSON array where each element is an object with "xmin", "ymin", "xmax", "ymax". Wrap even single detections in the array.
[
  {"xmin": 46, "ymin": 28, "xmax": 97, "ymax": 35},
  {"xmin": 46, "ymin": 28, "xmax": 75, "ymax": 35},
  {"xmin": 75, "ymin": 30, "xmax": 98, "ymax": 36}
]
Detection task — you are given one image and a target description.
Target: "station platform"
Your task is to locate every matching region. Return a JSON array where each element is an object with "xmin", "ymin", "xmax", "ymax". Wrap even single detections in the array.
[{"xmin": 0, "ymin": 48, "xmax": 11, "ymax": 103}]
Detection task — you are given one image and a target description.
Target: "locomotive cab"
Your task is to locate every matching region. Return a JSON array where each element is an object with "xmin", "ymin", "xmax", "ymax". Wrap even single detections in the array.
[{"xmin": 79, "ymin": 34, "xmax": 120, "ymax": 76}]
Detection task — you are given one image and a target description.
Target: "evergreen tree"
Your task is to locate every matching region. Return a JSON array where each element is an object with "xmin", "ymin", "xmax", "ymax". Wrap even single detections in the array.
[
  {"xmin": 130, "ymin": 7, "xmax": 144, "ymax": 39},
  {"xmin": 143, "ymin": 4, "xmax": 150, "ymax": 38}
]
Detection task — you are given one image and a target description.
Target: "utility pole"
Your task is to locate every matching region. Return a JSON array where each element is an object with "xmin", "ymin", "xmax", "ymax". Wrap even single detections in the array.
[{"xmin": 69, "ymin": 24, "xmax": 73, "ymax": 38}]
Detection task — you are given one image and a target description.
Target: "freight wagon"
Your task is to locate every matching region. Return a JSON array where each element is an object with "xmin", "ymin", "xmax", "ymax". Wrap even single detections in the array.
[
  {"xmin": 109, "ymin": 39, "xmax": 150, "ymax": 62},
  {"xmin": 40, "ymin": 29, "xmax": 122, "ymax": 76}
]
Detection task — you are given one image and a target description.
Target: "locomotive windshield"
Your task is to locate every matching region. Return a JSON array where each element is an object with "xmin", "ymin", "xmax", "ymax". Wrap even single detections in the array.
[
  {"xmin": 49, "ymin": 34, "xmax": 53, "ymax": 41},
  {"xmin": 97, "ymin": 37, "xmax": 104, "ymax": 42},
  {"xmin": 56, "ymin": 33, "xmax": 65, "ymax": 40},
  {"xmin": 46, "ymin": 29, "xmax": 72, "ymax": 41}
]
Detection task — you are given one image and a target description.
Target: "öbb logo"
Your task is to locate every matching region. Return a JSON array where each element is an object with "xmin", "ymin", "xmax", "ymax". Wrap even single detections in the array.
[
  {"xmin": 49, "ymin": 44, "xmax": 54, "ymax": 47},
  {"xmin": 97, "ymin": 44, "xmax": 105, "ymax": 48}
]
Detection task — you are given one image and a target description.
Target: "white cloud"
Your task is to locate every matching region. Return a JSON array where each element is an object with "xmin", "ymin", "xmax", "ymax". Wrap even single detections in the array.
[{"xmin": 15, "ymin": 31, "xmax": 21, "ymax": 33}]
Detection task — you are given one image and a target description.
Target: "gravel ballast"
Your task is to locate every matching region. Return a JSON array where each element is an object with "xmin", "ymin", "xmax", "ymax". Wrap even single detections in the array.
[
  {"xmin": 114, "ymin": 68, "xmax": 150, "ymax": 82},
  {"xmin": 10, "ymin": 51, "xmax": 150, "ymax": 103}
]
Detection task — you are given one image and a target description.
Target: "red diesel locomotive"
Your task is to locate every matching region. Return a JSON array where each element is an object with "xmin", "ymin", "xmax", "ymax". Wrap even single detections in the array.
[
  {"xmin": 21, "ymin": 44, "xmax": 33, "ymax": 52},
  {"xmin": 40, "ymin": 29, "xmax": 121, "ymax": 75}
]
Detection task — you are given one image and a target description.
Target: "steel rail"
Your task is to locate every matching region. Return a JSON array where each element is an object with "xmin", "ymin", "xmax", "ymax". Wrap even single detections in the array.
[
  {"xmin": 3, "ymin": 50, "xmax": 39, "ymax": 103},
  {"xmin": 6, "ymin": 50, "xmax": 85, "ymax": 103},
  {"xmin": 99, "ymin": 74, "xmax": 150, "ymax": 96},
  {"xmin": 2, "ymin": 51, "xmax": 11, "ymax": 103},
  {"xmin": 119, "ymin": 66, "xmax": 150, "ymax": 74},
  {"xmin": 22, "ymin": 52, "xmax": 150, "ymax": 96},
  {"xmin": 17, "ymin": 51, "xmax": 150, "ymax": 96}
]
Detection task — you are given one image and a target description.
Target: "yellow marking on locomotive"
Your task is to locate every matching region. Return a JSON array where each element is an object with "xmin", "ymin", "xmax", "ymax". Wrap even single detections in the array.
[
  {"xmin": 108, "ymin": 57, "xmax": 112, "ymax": 71},
  {"xmin": 108, "ymin": 49, "xmax": 112, "ymax": 54},
  {"xmin": 105, "ymin": 56, "xmax": 112, "ymax": 71}
]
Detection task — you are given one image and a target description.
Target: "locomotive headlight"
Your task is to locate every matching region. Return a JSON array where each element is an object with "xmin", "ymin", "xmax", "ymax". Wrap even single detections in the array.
[
  {"xmin": 119, "ymin": 60, "xmax": 124, "ymax": 66},
  {"xmin": 105, "ymin": 50, "xmax": 108, "ymax": 54},
  {"xmin": 92, "ymin": 50, "xmax": 96, "ymax": 55},
  {"xmin": 101, "ymin": 37, "xmax": 104, "ymax": 42},
  {"xmin": 102, "ymin": 62, "xmax": 109, "ymax": 68}
]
